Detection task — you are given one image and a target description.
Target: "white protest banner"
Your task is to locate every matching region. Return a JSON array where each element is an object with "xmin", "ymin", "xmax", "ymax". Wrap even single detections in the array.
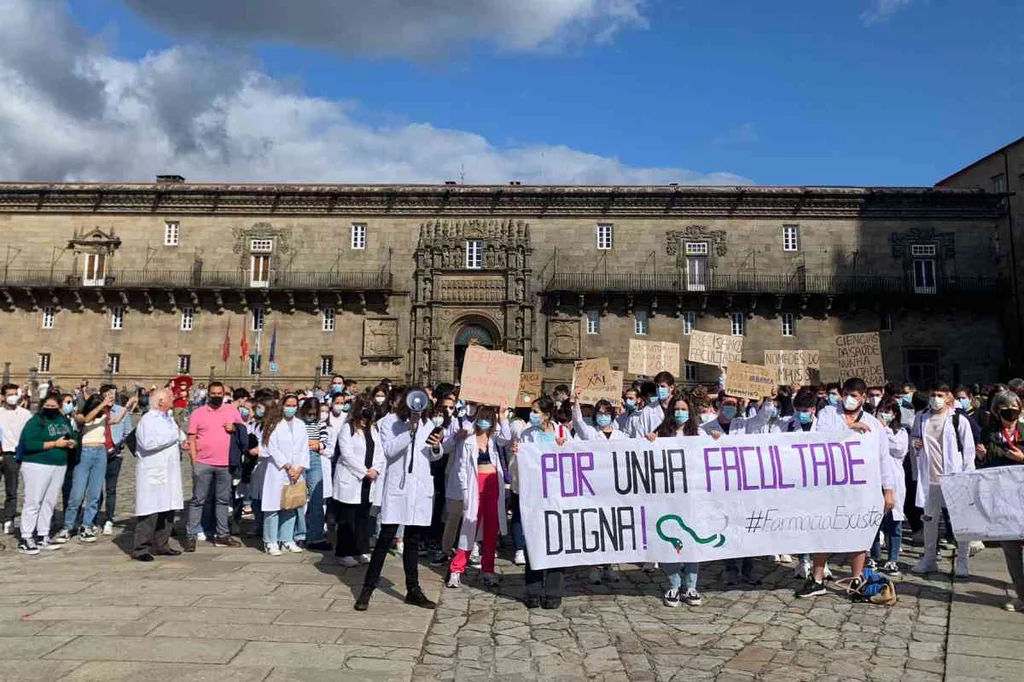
[
  {"xmin": 941, "ymin": 468, "xmax": 1024, "ymax": 541},
  {"xmin": 688, "ymin": 330, "xmax": 743, "ymax": 368},
  {"xmin": 764, "ymin": 350, "xmax": 821, "ymax": 385},
  {"xmin": 518, "ymin": 431, "xmax": 883, "ymax": 570},
  {"xmin": 835, "ymin": 332, "xmax": 885, "ymax": 386},
  {"xmin": 724, "ymin": 362, "xmax": 777, "ymax": 401},
  {"xmin": 458, "ymin": 345, "xmax": 523, "ymax": 407},
  {"xmin": 628, "ymin": 340, "xmax": 680, "ymax": 376}
]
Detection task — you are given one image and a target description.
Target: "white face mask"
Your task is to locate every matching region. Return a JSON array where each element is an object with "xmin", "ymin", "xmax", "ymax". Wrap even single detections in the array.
[
  {"xmin": 430, "ymin": 416, "xmax": 444, "ymax": 428},
  {"xmin": 929, "ymin": 396, "xmax": 947, "ymax": 412},
  {"xmin": 699, "ymin": 413, "xmax": 717, "ymax": 424},
  {"xmin": 5, "ymin": 395, "xmax": 18, "ymax": 406},
  {"xmin": 867, "ymin": 396, "xmax": 881, "ymax": 407},
  {"xmin": 374, "ymin": 396, "xmax": 386, "ymax": 405},
  {"xmin": 331, "ymin": 405, "xmax": 345, "ymax": 416},
  {"xmin": 843, "ymin": 395, "xmax": 861, "ymax": 412}
]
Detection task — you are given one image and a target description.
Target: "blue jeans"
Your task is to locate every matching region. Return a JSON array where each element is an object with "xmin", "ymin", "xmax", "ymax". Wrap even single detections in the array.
[
  {"xmin": 263, "ymin": 509, "xmax": 298, "ymax": 546},
  {"xmin": 304, "ymin": 453, "xmax": 326, "ymax": 543},
  {"xmin": 64, "ymin": 446, "xmax": 107, "ymax": 530},
  {"xmin": 663, "ymin": 563, "xmax": 699, "ymax": 591},
  {"xmin": 871, "ymin": 512, "xmax": 903, "ymax": 563}
]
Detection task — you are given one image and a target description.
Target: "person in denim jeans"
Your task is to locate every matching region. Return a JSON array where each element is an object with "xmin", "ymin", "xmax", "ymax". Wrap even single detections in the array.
[
  {"xmin": 57, "ymin": 392, "xmax": 135, "ymax": 543},
  {"xmin": 99, "ymin": 384, "xmax": 133, "ymax": 535},
  {"xmin": 299, "ymin": 398, "xmax": 329, "ymax": 550}
]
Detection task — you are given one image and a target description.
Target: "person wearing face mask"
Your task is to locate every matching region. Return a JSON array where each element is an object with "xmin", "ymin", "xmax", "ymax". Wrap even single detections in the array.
[
  {"xmin": 868, "ymin": 397, "xmax": 908, "ymax": 577},
  {"xmin": 447, "ymin": 406, "xmax": 510, "ymax": 589},
  {"xmin": 825, "ymin": 384, "xmax": 842, "ymax": 410},
  {"xmin": 909, "ymin": 382, "xmax": 975, "ymax": 577},
  {"xmin": 864, "ymin": 387, "xmax": 884, "ymax": 416},
  {"xmin": 899, "ymin": 382, "xmax": 918, "ymax": 428},
  {"xmin": 182, "ymin": 381, "xmax": 243, "ymax": 552},
  {"xmin": 329, "ymin": 374, "xmax": 347, "ymax": 398},
  {"xmin": 785, "ymin": 390, "xmax": 823, "ymax": 579},
  {"xmin": 260, "ymin": 395, "xmax": 308, "ymax": 556},
  {"xmin": 616, "ymin": 387, "xmax": 643, "ymax": 435},
  {"xmin": 700, "ymin": 391, "xmax": 774, "ymax": 439},
  {"xmin": 796, "ymin": 378, "xmax": 897, "ymax": 599},
  {"xmin": 0, "ymin": 383, "xmax": 33, "ymax": 535},
  {"xmin": 246, "ymin": 399, "xmax": 272, "ymax": 536},
  {"xmin": 371, "ymin": 384, "xmax": 391, "ymax": 421},
  {"xmin": 510, "ymin": 396, "xmax": 570, "ymax": 609},
  {"xmin": 551, "ymin": 385, "xmax": 570, "ymax": 410},
  {"xmin": 333, "ymin": 396, "xmax": 384, "ymax": 567},
  {"xmin": 17, "ymin": 393, "xmax": 77, "ymax": 554},
  {"xmin": 297, "ymin": 398, "xmax": 331, "ymax": 551},
  {"xmin": 636, "ymin": 373, "xmax": 676, "ymax": 440},
  {"xmin": 758, "ymin": 396, "xmax": 784, "ymax": 434},
  {"xmin": 131, "ymin": 389, "xmax": 184, "ymax": 561}
]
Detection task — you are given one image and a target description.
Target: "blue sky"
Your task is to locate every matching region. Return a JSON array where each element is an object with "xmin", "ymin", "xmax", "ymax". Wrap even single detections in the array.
[{"xmin": 2, "ymin": 0, "xmax": 1020, "ymax": 185}]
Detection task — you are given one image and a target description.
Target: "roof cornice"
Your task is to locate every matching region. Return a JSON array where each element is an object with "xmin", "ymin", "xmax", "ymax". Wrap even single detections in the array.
[{"xmin": 0, "ymin": 182, "xmax": 1002, "ymax": 219}]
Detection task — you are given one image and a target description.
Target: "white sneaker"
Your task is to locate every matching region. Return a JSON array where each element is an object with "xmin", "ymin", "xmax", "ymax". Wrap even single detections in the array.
[
  {"xmin": 513, "ymin": 550, "xmax": 526, "ymax": 566},
  {"xmin": 102, "ymin": 521, "xmax": 113, "ymax": 536},
  {"xmin": 196, "ymin": 531, "xmax": 207, "ymax": 542},
  {"xmin": 1003, "ymin": 598, "xmax": 1024, "ymax": 612},
  {"xmin": 823, "ymin": 563, "xmax": 834, "ymax": 581},
  {"xmin": 911, "ymin": 559, "xmax": 938, "ymax": 575},
  {"xmin": 337, "ymin": 555, "xmax": 359, "ymax": 567},
  {"xmin": 447, "ymin": 572, "xmax": 462, "ymax": 588},
  {"xmin": 38, "ymin": 537, "xmax": 62, "ymax": 551},
  {"xmin": 283, "ymin": 542, "xmax": 303, "ymax": 554},
  {"xmin": 774, "ymin": 554, "xmax": 793, "ymax": 564},
  {"xmin": 469, "ymin": 545, "xmax": 481, "ymax": 566},
  {"xmin": 394, "ymin": 540, "xmax": 404, "ymax": 554},
  {"xmin": 2, "ymin": 520, "xmax": 11, "ymax": 534},
  {"xmin": 358, "ymin": 554, "xmax": 371, "ymax": 564},
  {"xmin": 794, "ymin": 560, "xmax": 811, "ymax": 579},
  {"xmin": 588, "ymin": 568, "xmax": 603, "ymax": 585},
  {"xmin": 969, "ymin": 540, "xmax": 985, "ymax": 557},
  {"xmin": 266, "ymin": 543, "xmax": 282, "ymax": 556}
]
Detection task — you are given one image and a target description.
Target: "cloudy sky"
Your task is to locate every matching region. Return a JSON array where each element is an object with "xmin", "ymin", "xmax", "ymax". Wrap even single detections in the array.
[{"xmin": 0, "ymin": 0, "xmax": 1019, "ymax": 185}]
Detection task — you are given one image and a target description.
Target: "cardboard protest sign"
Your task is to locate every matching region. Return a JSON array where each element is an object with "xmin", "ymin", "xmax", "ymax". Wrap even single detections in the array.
[
  {"xmin": 764, "ymin": 350, "xmax": 821, "ymax": 385},
  {"xmin": 942, "ymin": 468, "xmax": 1024, "ymax": 541},
  {"xmin": 628, "ymin": 340, "xmax": 680, "ymax": 376},
  {"xmin": 688, "ymin": 330, "xmax": 743, "ymax": 368},
  {"xmin": 517, "ymin": 371, "xmax": 544, "ymax": 406},
  {"xmin": 835, "ymin": 332, "xmax": 885, "ymax": 386},
  {"xmin": 724, "ymin": 362, "xmax": 777, "ymax": 401},
  {"xmin": 518, "ymin": 430, "xmax": 884, "ymax": 569},
  {"xmin": 458, "ymin": 345, "xmax": 523, "ymax": 407},
  {"xmin": 572, "ymin": 358, "xmax": 623, "ymax": 406}
]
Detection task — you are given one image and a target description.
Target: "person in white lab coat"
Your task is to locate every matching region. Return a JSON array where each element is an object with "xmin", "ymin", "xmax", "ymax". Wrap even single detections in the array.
[
  {"xmin": 131, "ymin": 389, "xmax": 184, "ymax": 561},
  {"xmin": 909, "ymin": 382, "xmax": 975, "ymax": 577},
  {"xmin": 871, "ymin": 397, "xmax": 909, "ymax": 576},
  {"xmin": 260, "ymin": 395, "xmax": 309, "ymax": 557},
  {"xmin": 354, "ymin": 388, "xmax": 443, "ymax": 612},
  {"xmin": 332, "ymin": 396, "xmax": 384, "ymax": 567}
]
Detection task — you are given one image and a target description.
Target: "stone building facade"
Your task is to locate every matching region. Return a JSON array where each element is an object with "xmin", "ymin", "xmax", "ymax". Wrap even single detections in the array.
[{"xmin": 0, "ymin": 179, "xmax": 1006, "ymax": 392}]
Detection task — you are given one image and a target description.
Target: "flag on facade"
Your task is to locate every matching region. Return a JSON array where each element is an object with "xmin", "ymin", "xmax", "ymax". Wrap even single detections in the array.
[
  {"xmin": 221, "ymin": 320, "xmax": 231, "ymax": 363},
  {"xmin": 240, "ymin": 319, "xmax": 249, "ymax": 361},
  {"xmin": 268, "ymin": 325, "xmax": 278, "ymax": 363}
]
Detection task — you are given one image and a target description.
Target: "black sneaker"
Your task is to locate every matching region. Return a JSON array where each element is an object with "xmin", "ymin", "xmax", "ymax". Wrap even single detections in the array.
[
  {"xmin": 78, "ymin": 528, "xmax": 97, "ymax": 543},
  {"xmin": 663, "ymin": 588, "xmax": 681, "ymax": 608},
  {"xmin": 354, "ymin": 587, "xmax": 373, "ymax": 612},
  {"xmin": 405, "ymin": 587, "xmax": 437, "ymax": 610},
  {"xmin": 181, "ymin": 535, "xmax": 197, "ymax": 553},
  {"xmin": 524, "ymin": 596, "xmax": 542, "ymax": 609},
  {"xmin": 429, "ymin": 550, "xmax": 448, "ymax": 566},
  {"xmin": 794, "ymin": 578, "xmax": 827, "ymax": 598},
  {"xmin": 541, "ymin": 596, "xmax": 562, "ymax": 610},
  {"xmin": 18, "ymin": 537, "xmax": 40, "ymax": 556}
]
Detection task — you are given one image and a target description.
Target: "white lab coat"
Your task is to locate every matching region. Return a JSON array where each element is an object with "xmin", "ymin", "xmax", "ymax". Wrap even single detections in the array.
[
  {"xmin": 700, "ymin": 402, "xmax": 773, "ymax": 437},
  {"xmin": 884, "ymin": 427, "xmax": 909, "ymax": 521},
  {"xmin": 632, "ymin": 403, "xmax": 666, "ymax": 438},
  {"xmin": 455, "ymin": 435, "xmax": 509, "ymax": 551},
  {"xmin": 260, "ymin": 418, "xmax": 310, "ymax": 513},
  {"xmin": 333, "ymin": 424, "xmax": 385, "ymax": 505},
  {"xmin": 911, "ymin": 410, "xmax": 975, "ymax": 508},
  {"xmin": 378, "ymin": 416, "xmax": 444, "ymax": 526},
  {"xmin": 133, "ymin": 409, "xmax": 184, "ymax": 516},
  {"xmin": 572, "ymin": 403, "xmax": 628, "ymax": 441},
  {"xmin": 814, "ymin": 405, "xmax": 896, "ymax": 491}
]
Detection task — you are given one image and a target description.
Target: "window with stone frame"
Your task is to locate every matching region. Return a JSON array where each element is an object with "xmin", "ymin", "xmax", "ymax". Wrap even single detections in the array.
[
  {"xmin": 110, "ymin": 307, "xmax": 124, "ymax": 330},
  {"xmin": 107, "ymin": 353, "xmax": 121, "ymax": 375},
  {"xmin": 684, "ymin": 362, "xmax": 697, "ymax": 382},
  {"xmin": 586, "ymin": 310, "xmax": 600, "ymax": 335},
  {"xmin": 38, "ymin": 353, "xmax": 51, "ymax": 373},
  {"xmin": 465, "ymin": 240, "xmax": 483, "ymax": 269},
  {"xmin": 180, "ymin": 307, "xmax": 194, "ymax": 331},
  {"xmin": 781, "ymin": 313, "xmax": 795, "ymax": 337},
  {"xmin": 320, "ymin": 355, "xmax": 334, "ymax": 375},
  {"xmin": 597, "ymin": 223, "xmax": 613, "ymax": 250},
  {"xmin": 177, "ymin": 354, "xmax": 191, "ymax": 374},
  {"xmin": 164, "ymin": 221, "xmax": 180, "ymax": 246},
  {"xmin": 634, "ymin": 310, "xmax": 649, "ymax": 336},
  {"xmin": 730, "ymin": 312, "xmax": 745, "ymax": 336},
  {"xmin": 42, "ymin": 307, "xmax": 55, "ymax": 329},
  {"xmin": 682, "ymin": 311, "xmax": 695, "ymax": 335},
  {"xmin": 322, "ymin": 307, "xmax": 336, "ymax": 332}
]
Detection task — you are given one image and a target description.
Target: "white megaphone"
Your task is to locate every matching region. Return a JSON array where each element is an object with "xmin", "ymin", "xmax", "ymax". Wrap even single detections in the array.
[{"xmin": 404, "ymin": 388, "xmax": 431, "ymax": 474}]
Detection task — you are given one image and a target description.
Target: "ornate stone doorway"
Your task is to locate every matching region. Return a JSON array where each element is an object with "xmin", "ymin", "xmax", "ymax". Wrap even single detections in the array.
[{"xmin": 453, "ymin": 321, "xmax": 499, "ymax": 382}]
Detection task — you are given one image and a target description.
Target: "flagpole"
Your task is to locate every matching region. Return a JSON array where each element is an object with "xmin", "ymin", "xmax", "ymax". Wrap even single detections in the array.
[{"xmin": 255, "ymin": 315, "xmax": 263, "ymax": 386}]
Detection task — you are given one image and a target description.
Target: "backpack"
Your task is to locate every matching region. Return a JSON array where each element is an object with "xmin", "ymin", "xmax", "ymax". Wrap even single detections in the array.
[{"xmin": 837, "ymin": 568, "xmax": 898, "ymax": 606}]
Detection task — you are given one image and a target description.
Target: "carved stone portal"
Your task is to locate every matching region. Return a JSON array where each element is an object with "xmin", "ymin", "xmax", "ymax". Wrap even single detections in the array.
[
  {"xmin": 546, "ymin": 319, "xmax": 581, "ymax": 359},
  {"xmin": 666, "ymin": 225, "xmax": 727, "ymax": 267},
  {"xmin": 362, "ymin": 318, "xmax": 399, "ymax": 359}
]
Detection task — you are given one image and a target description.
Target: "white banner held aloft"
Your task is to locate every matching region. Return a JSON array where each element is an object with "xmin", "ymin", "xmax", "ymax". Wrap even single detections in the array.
[
  {"xmin": 941, "ymin": 467, "xmax": 1024, "ymax": 541},
  {"xmin": 518, "ymin": 431, "xmax": 884, "ymax": 570}
]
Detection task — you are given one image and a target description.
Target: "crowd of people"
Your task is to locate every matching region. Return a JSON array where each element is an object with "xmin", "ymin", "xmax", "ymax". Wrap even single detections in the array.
[{"xmin": 2, "ymin": 369, "xmax": 1024, "ymax": 614}]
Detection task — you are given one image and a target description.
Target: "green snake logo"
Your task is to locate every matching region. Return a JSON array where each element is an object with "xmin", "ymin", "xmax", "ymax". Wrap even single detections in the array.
[{"xmin": 656, "ymin": 514, "xmax": 727, "ymax": 553}]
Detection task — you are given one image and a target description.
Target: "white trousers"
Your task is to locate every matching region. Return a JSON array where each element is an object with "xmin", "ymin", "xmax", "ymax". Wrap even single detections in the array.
[
  {"xmin": 20, "ymin": 463, "xmax": 67, "ymax": 539},
  {"xmin": 922, "ymin": 485, "xmax": 968, "ymax": 574}
]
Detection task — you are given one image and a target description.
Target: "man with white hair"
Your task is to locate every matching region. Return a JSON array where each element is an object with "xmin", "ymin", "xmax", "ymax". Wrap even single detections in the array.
[{"xmin": 132, "ymin": 388, "xmax": 185, "ymax": 561}]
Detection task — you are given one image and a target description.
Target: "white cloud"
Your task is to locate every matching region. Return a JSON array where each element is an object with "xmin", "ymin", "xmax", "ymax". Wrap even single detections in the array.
[
  {"xmin": 0, "ymin": 0, "xmax": 750, "ymax": 185},
  {"xmin": 861, "ymin": 0, "xmax": 915, "ymax": 25},
  {"xmin": 125, "ymin": 0, "xmax": 648, "ymax": 57}
]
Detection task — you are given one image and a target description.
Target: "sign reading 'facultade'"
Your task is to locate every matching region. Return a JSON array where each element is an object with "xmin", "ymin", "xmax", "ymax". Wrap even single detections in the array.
[
  {"xmin": 518, "ymin": 431, "xmax": 883, "ymax": 570},
  {"xmin": 688, "ymin": 330, "xmax": 743, "ymax": 368}
]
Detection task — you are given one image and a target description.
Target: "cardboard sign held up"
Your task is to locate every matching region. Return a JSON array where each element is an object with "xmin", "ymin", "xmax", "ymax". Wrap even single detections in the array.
[
  {"xmin": 459, "ymin": 345, "xmax": 524, "ymax": 407},
  {"xmin": 572, "ymin": 358, "xmax": 622, "ymax": 406},
  {"xmin": 764, "ymin": 350, "xmax": 821, "ymax": 386},
  {"xmin": 724, "ymin": 362, "xmax": 777, "ymax": 401},
  {"xmin": 835, "ymin": 332, "xmax": 886, "ymax": 387},
  {"xmin": 517, "ymin": 371, "xmax": 544, "ymax": 406},
  {"xmin": 628, "ymin": 340, "xmax": 680, "ymax": 376},
  {"xmin": 688, "ymin": 330, "xmax": 743, "ymax": 368}
]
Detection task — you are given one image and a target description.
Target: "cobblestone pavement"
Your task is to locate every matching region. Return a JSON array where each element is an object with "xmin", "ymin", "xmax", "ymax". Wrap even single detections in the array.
[{"xmin": 2, "ymin": 453, "xmax": 1023, "ymax": 681}]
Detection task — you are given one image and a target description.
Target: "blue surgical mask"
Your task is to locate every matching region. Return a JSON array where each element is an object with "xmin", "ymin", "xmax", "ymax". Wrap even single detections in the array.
[
  {"xmin": 255, "ymin": 406, "xmax": 265, "ymax": 419},
  {"xmin": 902, "ymin": 394, "xmax": 914, "ymax": 407},
  {"xmin": 595, "ymin": 414, "xmax": 613, "ymax": 428},
  {"xmin": 625, "ymin": 399, "xmax": 637, "ymax": 412},
  {"xmin": 62, "ymin": 403, "xmax": 75, "ymax": 415},
  {"xmin": 475, "ymin": 419, "xmax": 492, "ymax": 432},
  {"xmin": 721, "ymin": 405, "xmax": 737, "ymax": 420},
  {"xmin": 238, "ymin": 407, "xmax": 250, "ymax": 420},
  {"xmin": 283, "ymin": 406, "xmax": 298, "ymax": 419},
  {"xmin": 957, "ymin": 398, "xmax": 971, "ymax": 411},
  {"xmin": 797, "ymin": 411, "xmax": 812, "ymax": 425},
  {"xmin": 657, "ymin": 386, "xmax": 671, "ymax": 401},
  {"xmin": 529, "ymin": 413, "xmax": 543, "ymax": 427},
  {"xmin": 342, "ymin": 403, "xmax": 352, "ymax": 412},
  {"xmin": 674, "ymin": 410, "xmax": 690, "ymax": 425},
  {"xmin": 330, "ymin": 385, "xmax": 343, "ymax": 395},
  {"xmin": 828, "ymin": 394, "xmax": 840, "ymax": 406}
]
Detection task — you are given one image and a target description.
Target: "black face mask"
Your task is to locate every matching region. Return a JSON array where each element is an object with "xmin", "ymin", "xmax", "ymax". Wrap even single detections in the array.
[
  {"xmin": 207, "ymin": 396, "xmax": 224, "ymax": 408},
  {"xmin": 42, "ymin": 407, "xmax": 60, "ymax": 419},
  {"xmin": 1000, "ymin": 408, "xmax": 1021, "ymax": 423}
]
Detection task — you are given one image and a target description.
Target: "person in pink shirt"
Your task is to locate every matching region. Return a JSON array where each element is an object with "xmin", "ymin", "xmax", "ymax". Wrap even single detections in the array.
[{"xmin": 182, "ymin": 382, "xmax": 242, "ymax": 551}]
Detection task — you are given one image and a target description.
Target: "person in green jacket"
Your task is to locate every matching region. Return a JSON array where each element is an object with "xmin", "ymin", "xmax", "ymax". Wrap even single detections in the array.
[{"xmin": 18, "ymin": 393, "xmax": 77, "ymax": 555}]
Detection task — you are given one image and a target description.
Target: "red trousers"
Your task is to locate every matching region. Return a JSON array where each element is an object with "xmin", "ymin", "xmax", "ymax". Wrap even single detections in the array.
[{"xmin": 450, "ymin": 471, "xmax": 499, "ymax": 574}]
